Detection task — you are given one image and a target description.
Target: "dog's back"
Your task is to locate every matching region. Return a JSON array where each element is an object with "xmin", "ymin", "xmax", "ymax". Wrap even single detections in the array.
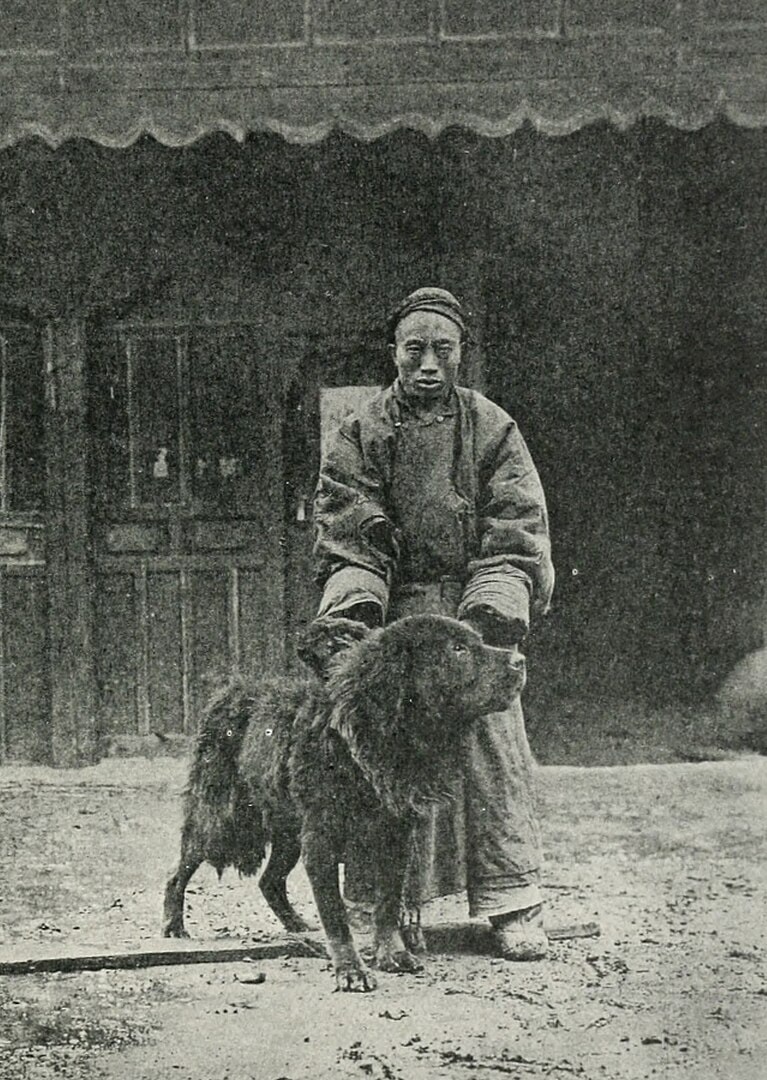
[{"xmin": 185, "ymin": 676, "xmax": 309, "ymax": 874}]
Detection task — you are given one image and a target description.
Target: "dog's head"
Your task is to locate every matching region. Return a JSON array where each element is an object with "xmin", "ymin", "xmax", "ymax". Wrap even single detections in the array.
[
  {"xmin": 296, "ymin": 615, "xmax": 372, "ymax": 681},
  {"xmin": 325, "ymin": 615, "xmax": 526, "ymax": 814},
  {"xmin": 374, "ymin": 614, "xmax": 526, "ymax": 721}
]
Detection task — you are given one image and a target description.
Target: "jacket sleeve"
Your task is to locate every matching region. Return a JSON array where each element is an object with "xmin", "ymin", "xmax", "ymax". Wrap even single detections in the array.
[
  {"xmin": 458, "ymin": 419, "xmax": 554, "ymax": 639},
  {"xmin": 313, "ymin": 413, "xmax": 397, "ymax": 621}
]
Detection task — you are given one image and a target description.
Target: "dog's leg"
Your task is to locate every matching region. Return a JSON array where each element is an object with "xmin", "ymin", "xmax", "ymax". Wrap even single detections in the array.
[
  {"xmin": 163, "ymin": 852, "xmax": 203, "ymax": 938},
  {"xmin": 400, "ymin": 906, "xmax": 427, "ymax": 955},
  {"xmin": 372, "ymin": 820, "xmax": 423, "ymax": 974},
  {"xmin": 302, "ymin": 822, "xmax": 377, "ymax": 992},
  {"xmin": 259, "ymin": 825, "xmax": 315, "ymax": 933}
]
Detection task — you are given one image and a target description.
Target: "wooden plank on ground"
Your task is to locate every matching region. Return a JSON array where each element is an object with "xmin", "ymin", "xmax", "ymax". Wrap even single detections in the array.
[
  {"xmin": 0, "ymin": 936, "xmax": 325, "ymax": 976},
  {"xmin": 422, "ymin": 920, "xmax": 601, "ymax": 955},
  {"xmin": 546, "ymin": 922, "xmax": 601, "ymax": 941},
  {"xmin": 0, "ymin": 922, "xmax": 599, "ymax": 976}
]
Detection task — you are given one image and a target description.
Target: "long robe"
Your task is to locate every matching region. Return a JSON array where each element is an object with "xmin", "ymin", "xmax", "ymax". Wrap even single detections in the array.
[{"xmin": 313, "ymin": 380, "xmax": 555, "ymax": 916}]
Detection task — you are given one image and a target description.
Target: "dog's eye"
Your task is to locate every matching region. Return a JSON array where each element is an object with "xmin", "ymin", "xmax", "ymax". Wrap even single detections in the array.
[{"xmin": 453, "ymin": 643, "xmax": 467, "ymax": 655}]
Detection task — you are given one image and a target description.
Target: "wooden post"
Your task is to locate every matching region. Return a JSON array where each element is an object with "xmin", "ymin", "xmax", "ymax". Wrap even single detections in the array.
[{"xmin": 44, "ymin": 319, "xmax": 97, "ymax": 766}]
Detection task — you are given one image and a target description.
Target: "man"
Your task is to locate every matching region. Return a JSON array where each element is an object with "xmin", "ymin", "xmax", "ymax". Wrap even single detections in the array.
[{"xmin": 312, "ymin": 287, "xmax": 554, "ymax": 959}]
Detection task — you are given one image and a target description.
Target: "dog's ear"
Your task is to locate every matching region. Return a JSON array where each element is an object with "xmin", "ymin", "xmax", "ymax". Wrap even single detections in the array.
[
  {"xmin": 296, "ymin": 616, "xmax": 371, "ymax": 680},
  {"xmin": 328, "ymin": 627, "xmax": 414, "ymax": 739}
]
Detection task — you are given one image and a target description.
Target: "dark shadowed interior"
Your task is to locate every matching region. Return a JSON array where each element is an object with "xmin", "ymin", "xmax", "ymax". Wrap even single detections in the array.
[{"xmin": 0, "ymin": 119, "xmax": 764, "ymax": 758}]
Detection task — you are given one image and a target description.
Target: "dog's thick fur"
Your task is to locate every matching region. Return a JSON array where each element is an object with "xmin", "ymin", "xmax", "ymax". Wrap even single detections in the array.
[{"xmin": 163, "ymin": 614, "xmax": 524, "ymax": 991}]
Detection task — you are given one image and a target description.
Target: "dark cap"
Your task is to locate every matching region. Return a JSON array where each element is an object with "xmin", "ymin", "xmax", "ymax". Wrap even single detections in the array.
[{"xmin": 388, "ymin": 287, "xmax": 467, "ymax": 342}]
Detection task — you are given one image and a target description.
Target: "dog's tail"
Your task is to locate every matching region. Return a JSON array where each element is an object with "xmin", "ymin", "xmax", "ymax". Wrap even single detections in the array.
[{"xmin": 181, "ymin": 677, "xmax": 266, "ymax": 877}]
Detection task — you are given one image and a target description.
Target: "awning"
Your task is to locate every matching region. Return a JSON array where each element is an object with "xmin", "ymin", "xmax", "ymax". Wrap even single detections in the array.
[
  {"xmin": 3, "ymin": 83, "xmax": 767, "ymax": 150},
  {"xmin": 1, "ymin": 10, "xmax": 766, "ymax": 147}
]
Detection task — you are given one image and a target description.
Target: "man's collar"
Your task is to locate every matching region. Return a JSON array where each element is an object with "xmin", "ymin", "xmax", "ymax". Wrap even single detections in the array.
[{"xmin": 392, "ymin": 379, "xmax": 458, "ymax": 417}]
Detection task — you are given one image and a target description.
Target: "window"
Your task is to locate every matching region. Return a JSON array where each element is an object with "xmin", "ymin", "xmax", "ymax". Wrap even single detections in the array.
[{"xmin": 95, "ymin": 326, "xmax": 268, "ymax": 514}]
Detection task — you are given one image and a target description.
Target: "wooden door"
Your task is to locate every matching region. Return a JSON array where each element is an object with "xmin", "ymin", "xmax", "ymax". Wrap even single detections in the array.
[
  {"xmin": 0, "ymin": 324, "xmax": 49, "ymax": 763},
  {"xmin": 89, "ymin": 324, "xmax": 286, "ymax": 745}
]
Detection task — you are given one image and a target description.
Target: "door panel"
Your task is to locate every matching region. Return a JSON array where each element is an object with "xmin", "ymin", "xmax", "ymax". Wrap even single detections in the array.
[
  {"xmin": 95, "ymin": 573, "xmax": 139, "ymax": 737},
  {"xmin": 189, "ymin": 568, "xmax": 231, "ymax": 717},
  {"xmin": 146, "ymin": 571, "xmax": 185, "ymax": 735},
  {"xmin": 1, "ymin": 571, "xmax": 49, "ymax": 763},
  {"xmin": 90, "ymin": 324, "xmax": 286, "ymax": 740},
  {"xmin": 239, "ymin": 565, "xmax": 285, "ymax": 673},
  {"xmin": 0, "ymin": 325, "xmax": 49, "ymax": 763}
]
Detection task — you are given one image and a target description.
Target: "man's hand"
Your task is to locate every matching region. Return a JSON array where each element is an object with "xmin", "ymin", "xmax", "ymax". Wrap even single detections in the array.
[
  {"xmin": 296, "ymin": 615, "xmax": 372, "ymax": 679},
  {"xmin": 343, "ymin": 602, "xmax": 384, "ymax": 630},
  {"xmin": 463, "ymin": 607, "xmax": 527, "ymax": 649}
]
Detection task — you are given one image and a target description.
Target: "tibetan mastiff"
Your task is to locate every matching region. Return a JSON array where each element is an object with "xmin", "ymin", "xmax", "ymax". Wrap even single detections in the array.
[{"xmin": 163, "ymin": 613, "xmax": 525, "ymax": 991}]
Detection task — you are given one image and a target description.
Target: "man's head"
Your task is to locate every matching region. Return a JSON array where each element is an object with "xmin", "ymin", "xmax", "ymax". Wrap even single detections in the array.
[{"xmin": 388, "ymin": 287, "xmax": 465, "ymax": 404}]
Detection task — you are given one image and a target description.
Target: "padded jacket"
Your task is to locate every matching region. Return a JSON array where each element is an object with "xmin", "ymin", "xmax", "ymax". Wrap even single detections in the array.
[{"xmin": 313, "ymin": 382, "xmax": 555, "ymax": 635}]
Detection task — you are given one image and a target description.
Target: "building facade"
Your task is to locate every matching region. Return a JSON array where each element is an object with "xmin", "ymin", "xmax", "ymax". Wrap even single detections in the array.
[{"xmin": 0, "ymin": 1, "xmax": 765, "ymax": 764}]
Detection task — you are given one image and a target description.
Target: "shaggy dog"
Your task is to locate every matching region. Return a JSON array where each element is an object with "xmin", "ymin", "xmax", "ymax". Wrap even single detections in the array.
[
  {"xmin": 163, "ymin": 614, "xmax": 525, "ymax": 991},
  {"xmin": 162, "ymin": 616, "xmax": 368, "ymax": 933}
]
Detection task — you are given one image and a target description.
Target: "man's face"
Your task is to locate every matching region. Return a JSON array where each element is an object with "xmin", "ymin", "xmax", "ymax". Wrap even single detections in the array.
[{"xmin": 391, "ymin": 311, "xmax": 462, "ymax": 403}]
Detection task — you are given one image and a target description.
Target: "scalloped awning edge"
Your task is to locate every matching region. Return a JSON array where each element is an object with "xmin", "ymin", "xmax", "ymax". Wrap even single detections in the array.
[{"xmin": 1, "ymin": 98, "xmax": 766, "ymax": 150}]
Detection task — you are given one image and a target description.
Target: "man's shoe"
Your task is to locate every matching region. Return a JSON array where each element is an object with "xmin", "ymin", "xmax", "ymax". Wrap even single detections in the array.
[{"xmin": 490, "ymin": 904, "xmax": 548, "ymax": 961}]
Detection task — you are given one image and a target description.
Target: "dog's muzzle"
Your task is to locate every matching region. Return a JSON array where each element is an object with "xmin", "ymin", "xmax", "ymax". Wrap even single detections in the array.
[{"xmin": 475, "ymin": 646, "xmax": 527, "ymax": 712}]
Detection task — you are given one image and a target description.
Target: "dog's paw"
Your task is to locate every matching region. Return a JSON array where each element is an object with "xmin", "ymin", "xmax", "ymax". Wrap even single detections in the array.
[
  {"xmin": 334, "ymin": 960, "xmax": 378, "ymax": 992},
  {"xmin": 375, "ymin": 946, "xmax": 424, "ymax": 974},
  {"xmin": 162, "ymin": 923, "xmax": 189, "ymax": 939},
  {"xmin": 331, "ymin": 943, "xmax": 378, "ymax": 992}
]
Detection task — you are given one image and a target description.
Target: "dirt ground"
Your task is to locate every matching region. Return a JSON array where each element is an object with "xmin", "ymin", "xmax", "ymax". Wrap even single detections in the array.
[{"xmin": 1, "ymin": 752, "xmax": 765, "ymax": 1080}]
